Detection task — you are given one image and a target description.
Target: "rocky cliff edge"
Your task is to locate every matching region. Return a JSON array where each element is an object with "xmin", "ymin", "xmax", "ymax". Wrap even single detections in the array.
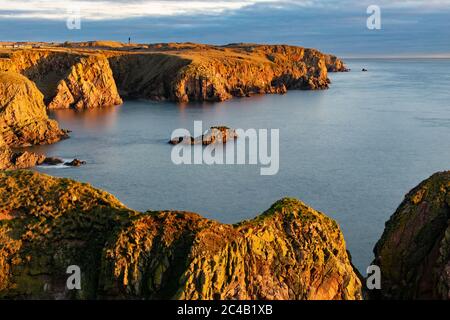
[
  {"xmin": 373, "ymin": 171, "xmax": 450, "ymax": 299},
  {"xmin": 1, "ymin": 42, "xmax": 348, "ymax": 106},
  {"xmin": 0, "ymin": 171, "xmax": 362, "ymax": 300}
]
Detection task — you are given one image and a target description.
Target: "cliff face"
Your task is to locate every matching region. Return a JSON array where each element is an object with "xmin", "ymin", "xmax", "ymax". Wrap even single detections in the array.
[
  {"xmin": 0, "ymin": 42, "xmax": 346, "ymax": 169},
  {"xmin": 0, "ymin": 171, "xmax": 362, "ymax": 300},
  {"xmin": 103, "ymin": 198, "xmax": 361, "ymax": 300},
  {"xmin": 373, "ymin": 171, "xmax": 450, "ymax": 300},
  {"xmin": 0, "ymin": 71, "xmax": 66, "ymax": 147},
  {"xmin": 109, "ymin": 43, "xmax": 347, "ymax": 102},
  {"xmin": 108, "ymin": 53, "xmax": 192, "ymax": 100},
  {"xmin": 1, "ymin": 50, "xmax": 122, "ymax": 110},
  {"xmin": 1, "ymin": 43, "xmax": 346, "ymax": 105},
  {"xmin": 46, "ymin": 54, "xmax": 123, "ymax": 109}
]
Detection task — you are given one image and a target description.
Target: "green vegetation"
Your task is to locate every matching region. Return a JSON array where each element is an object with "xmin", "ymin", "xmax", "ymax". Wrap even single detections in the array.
[{"xmin": 0, "ymin": 171, "xmax": 362, "ymax": 300}]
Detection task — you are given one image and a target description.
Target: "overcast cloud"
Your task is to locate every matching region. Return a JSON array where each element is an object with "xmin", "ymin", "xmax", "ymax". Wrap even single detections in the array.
[
  {"xmin": 1, "ymin": 0, "xmax": 450, "ymax": 20},
  {"xmin": 0, "ymin": 0, "xmax": 449, "ymax": 56}
]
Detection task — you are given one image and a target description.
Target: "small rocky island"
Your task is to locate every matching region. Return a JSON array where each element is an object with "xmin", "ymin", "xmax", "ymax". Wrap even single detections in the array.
[{"xmin": 169, "ymin": 126, "xmax": 238, "ymax": 145}]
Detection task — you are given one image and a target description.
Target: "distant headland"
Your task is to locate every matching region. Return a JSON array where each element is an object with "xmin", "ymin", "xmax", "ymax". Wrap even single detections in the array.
[{"xmin": 0, "ymin": 41, "xmax": 347, "ymax": 170}]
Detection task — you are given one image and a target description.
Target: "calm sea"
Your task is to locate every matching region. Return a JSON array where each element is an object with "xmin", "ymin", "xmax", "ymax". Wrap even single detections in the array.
[{"xmin": 32, "ymin": 59, "xmax": 450, "ymax": 272}]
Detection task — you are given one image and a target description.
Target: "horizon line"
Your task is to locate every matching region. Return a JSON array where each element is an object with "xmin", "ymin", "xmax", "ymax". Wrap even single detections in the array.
[{"xmin": 1, "ymin": 40, "xmax": 449, "ymax": 59}]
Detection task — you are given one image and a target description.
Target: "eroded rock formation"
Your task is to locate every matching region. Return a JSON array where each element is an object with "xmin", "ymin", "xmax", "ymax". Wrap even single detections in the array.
[
  {"xmin": 1, "ymin": 50, "xmax": 122, "ymax": 109},
  {"xmin": 2, "ymin": 42, "xmax": 347, "ymax": 106},
  {"xmin": 0, "ymin": 171, "xmax": 362, "ymax": 300},
  {"xmin": 0, "ymin": 42, "xmax": 346, "ymax": 170},
  {"xmin": 0, "ymin": 71, "xmax": 67, "ymax": 147},
  {"xmin": 169, "ymin": 126, "xmax": 238, "ymax": 145},
  {"xmin": 0, "ymin": 148, "xmax": 46, "ymax": 170},
  {"xmin": 109, "ymin": 43, "xmax": 348, "ymax": 102},
  {"xmin": 373, "ymin": 171, "xmax": 450, "ymax": 300}
]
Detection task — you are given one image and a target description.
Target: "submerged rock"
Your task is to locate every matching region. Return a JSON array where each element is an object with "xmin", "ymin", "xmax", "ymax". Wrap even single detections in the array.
[
  {"xmin": 373, "ymin": 171, "xmax": 450, "ymax": 300},
  {"xmin": 0, "ymin": 171, "xmax": 362, "ymax": 300},
  {"xmin": 169, "ymin": 126, "xmax": 238, "ymax": 145}
]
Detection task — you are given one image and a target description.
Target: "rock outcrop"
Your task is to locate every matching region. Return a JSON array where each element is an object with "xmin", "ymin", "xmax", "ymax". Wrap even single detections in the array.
[
  {"xmin": 64, "ymin": 159, "xmax": 86, "ymax": 167},
  {"xmin": 1, "ymin": 50, "xmax": 123, "ymax": 110},
  {"xmin": 46, "ymin": 54, "xmax": 123, "ymax": 110},
  {"xmin": 169, "ymin": 126, "xmax": 238, "ymax": 145},
  {"xmin": 0, "ymin": 171, "xmax": 362, "ymax": 300},
  {"xmin": 324, "ymin": 54, "xmax": 349, "ymax": 72},
  {"xmin": 0, "ymin": 148, "xmax": 46, "ymax": 170},
  {"xmin": 373, "ymin": 171, "xmax": 450, "ymax": 300},
  {"xmin": 0, "ymin": 71, "xmax": 67, "ymax": 147}
]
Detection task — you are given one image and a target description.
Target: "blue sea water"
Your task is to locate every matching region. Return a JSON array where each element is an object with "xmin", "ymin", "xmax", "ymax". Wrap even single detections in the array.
[{"xmin": 32, "ymin": 59, "xmax": 450, "ymax": 272}]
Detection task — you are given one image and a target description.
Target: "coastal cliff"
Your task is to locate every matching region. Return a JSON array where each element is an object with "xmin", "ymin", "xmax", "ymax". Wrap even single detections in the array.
[
  {"xmin": 109, "ymin": 43, "xmax": 347, "ymax": 102},
  {"xmin": 0, "ymin": 171, "xmax": 362, "ymax": 300},
  {"xmin": 0, "ymin": 42, "xmax": 346, "ymax": 169},
  {"xmin": 0, "ymin": 71, "xmax": 67, "ymax": 170},
  {"xmin": 0, "ymin": 71, "xmax": 66, "ymax": 147},
  {"xmin": 1, "ymin": 42, "xmax": 347, "ymax": 106},
  {"xmin": 0, "ymin": 41, "xmax": 347, "ymax": 169},
  {"xmin": 373, "ymin": 171, "xmax": 450, "ymax": 300},
  {"xmin": 1, "ymin": 50, "xmax": 122, "ymax": 109}
]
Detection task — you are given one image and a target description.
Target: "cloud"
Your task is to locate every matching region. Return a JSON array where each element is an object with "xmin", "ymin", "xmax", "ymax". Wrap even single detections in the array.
[
  {"xmin": 1, "ymin": 0, "xmax": 449, "ymax": 57},
  {"xmin": 1, "ymin": 0, "xmax": 450, "ymax": 21},
  {"xmin": 0, "ymin": 0, "xmax": 291, "ymax": 20}
]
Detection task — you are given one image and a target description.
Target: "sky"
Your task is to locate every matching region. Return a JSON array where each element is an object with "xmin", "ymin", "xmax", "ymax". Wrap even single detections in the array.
[{"xmin": 0, "ymin": 0, "xmax": 449, "ymax": 57}]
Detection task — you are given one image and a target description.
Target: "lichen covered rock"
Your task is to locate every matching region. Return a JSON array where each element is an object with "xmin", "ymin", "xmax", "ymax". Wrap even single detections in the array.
[
  {"xmin": 0, "ymin": 171, "xmax": 132, "ymax": 298},
  {"xmin": 0, "ymin": 171, "xmax": 362, "ymax": 300},
  {"xmin": 373, "ymin": 171, "xmax": 450, "ymax": 299},
  {"xmin": 101, "ymin": 198, "xmax": 362, "ymax": 300}
]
